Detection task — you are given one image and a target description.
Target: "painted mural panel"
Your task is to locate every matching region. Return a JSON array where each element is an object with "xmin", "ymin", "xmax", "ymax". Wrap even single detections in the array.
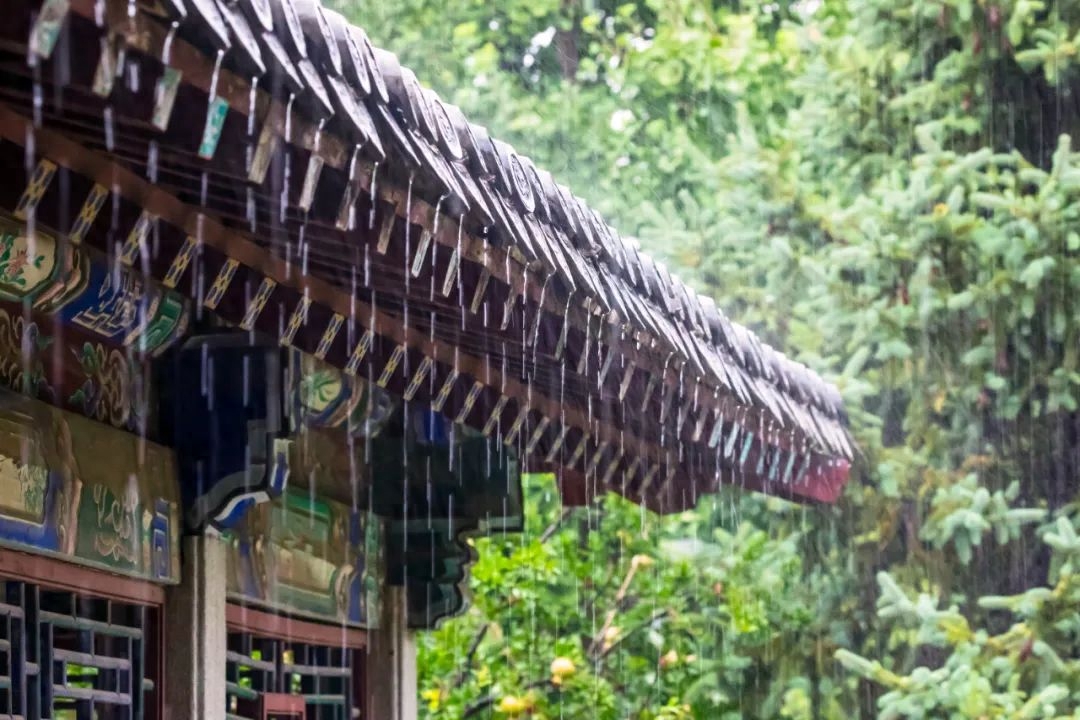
[
  {"xmin": 224, "ymin": 488, "xmax": 384, "ymax": 628},
  {"xmin": 0, "ymin": 211, "xmax": 73, "ymax": 304},
  {"xmin": 0, "ymin": 212, "xmax": 190, "ymax": 351},
  {"xmin": 0, "ymin": 391, "xmax": 180, "ymax": 582},
  {"xmin": 0, "ymin": 212, "xmax": 189, "ymax": 432},
  {"xmin": 290, "ymin": 350, "xmax": 398, "ymax": 435},
  {"xmin": 0, "ymin": 304, "xmax": 153, "ymax": 433}
]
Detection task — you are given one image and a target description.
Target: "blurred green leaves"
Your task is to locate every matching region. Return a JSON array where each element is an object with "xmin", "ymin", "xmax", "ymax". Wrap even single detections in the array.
[{"xmin": 335, "ymin": 0, "xmax": 1080, "ymax": 715}]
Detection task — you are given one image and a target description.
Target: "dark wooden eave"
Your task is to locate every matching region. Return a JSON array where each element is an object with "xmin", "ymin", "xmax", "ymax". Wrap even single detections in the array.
[{"xmin": 0, "ymin": 0, "xmax": 854, "ymax": 511}]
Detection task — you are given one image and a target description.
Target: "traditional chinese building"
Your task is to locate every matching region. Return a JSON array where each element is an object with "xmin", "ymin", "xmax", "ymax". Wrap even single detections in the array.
[{"xmin": 0, "ymin": 0, "xmax": 853, "ymax": 718}]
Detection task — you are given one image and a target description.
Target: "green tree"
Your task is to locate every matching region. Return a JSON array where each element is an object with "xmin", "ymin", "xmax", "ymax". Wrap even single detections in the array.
[{"xmin": 336, "ymin": 0, "xmax": 1080, "ymax": 715}]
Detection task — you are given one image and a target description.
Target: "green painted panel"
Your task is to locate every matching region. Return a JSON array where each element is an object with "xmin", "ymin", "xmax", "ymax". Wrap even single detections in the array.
[
  {"xmin": 224, "ymin": 488, "xmax": 384, "ymax": 628},
  {"xmin": 0, "ymin": 391, "xmax": 180, "ymax": 583}
]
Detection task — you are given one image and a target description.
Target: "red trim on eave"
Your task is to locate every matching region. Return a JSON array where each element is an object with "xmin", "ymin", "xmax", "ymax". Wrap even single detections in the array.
[{"xmin": 791, "ymin": 459, "xmax": 851, "ymax": 504}]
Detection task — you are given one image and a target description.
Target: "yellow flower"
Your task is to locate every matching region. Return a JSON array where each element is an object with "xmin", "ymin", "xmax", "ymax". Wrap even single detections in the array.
[
  {"xmin": 932, "ymin": 202, "xmax": 949, "ymax": 218},
  {"xmin": 498, "ymin": 695, "xmax": 527, "ymax": 715},
  {"xmin": 421, "ymin": 688, "xmax": 442, "ymax": 711}
]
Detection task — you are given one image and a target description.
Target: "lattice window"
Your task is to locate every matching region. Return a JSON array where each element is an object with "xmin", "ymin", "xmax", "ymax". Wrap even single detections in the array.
[
  {"xmin": 0, "ymin": 579, "xmax": 159, "ymax": 720},
  {"xmin": 226, "ymin": 631, "xmax": 357, "ymax": 720}
]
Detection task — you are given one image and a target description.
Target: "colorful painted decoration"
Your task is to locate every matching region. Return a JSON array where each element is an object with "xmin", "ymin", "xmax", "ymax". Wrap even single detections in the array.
[
  {"xmin": 57, "ymin": 254, "xmax": 189, "ymax": 356},
  {"xmin": 199, "ymin": 96, "xmax": 231, "ymax": 160},
  {"xmin": 204, "ymin": 258, "xmax": 239, "ymax": 309},
  {"xmin": 119, "ymin": 212, "xmax": 154, "ymax": 267},
  {"xmin": 202, "ymin": 437, "xmax": 292, "ymax": 531},
  {"xmin": 376, "ymin": 344, "xmax": 406, "ymax": 388},
  {"xmin": 248, "ymin": 122, "xmax": 279, "ymax": 184},
  {"xmin": 69, "ymin": 183, "xmax": 109, "ymax": 245},
  {"xmin": 152, "ymin": 68, "xmax": 184, "ymax": 131},
  {"xmin": 223, "ymin": 489, "xmax": 384, "ymax": 628},
  {"xmin": 403, "ymin": 356, "xmax": 432, "ymax": 401},
  {"xmin": 343, "ymin": 329, "xmax": 373, "ymax": 375},
  {"xmin": 441, "ymin": 248, "xmax": 459, "ymax": 296},
  {"xmin": 431, "ymin": 369, "xmax": 458, "ymax": 412},
  {"xmin": 481, "ymin": 395, "xmax": 509, "ymax": 436},
  {"xmin": 0, "ymin": 392, "xmax": 180, "ymax": 583},
  {"xmin": 525, "ymin": 416, "xmax": 550, "ymax": 455},
  {"xmin": 0, "ymin": 305, "xmax": 151, "ymax": 432},
  {"xmin": 0, "ymin": 214, "xmax": 189, "ymax": 360},
  {"xmin": 291, "ymin": 351, "xmax": 398, "ymax": 436},
  {"xmin": 455, "ymin": 380, "xmax": 484, "ymax": 423},
  {"xmin": 31, "ymin": 0, "xmax": 69, "ymax": 59},
  {"xmin": 544, "ymin": 424, "xmax": 570, "ymax": 462},
  {"xmin": 167, "ymin": 339, "xmax": 292, "ymax": 533},
  {"xmin": 279, "ymin": 296, "xmax": 311, "ymax": 346},
  {"xmin": 91, "ymin": 36, "xmax": 117, "ymax": 97},
  {"xmin": 240, "ymin": 277, "xmax": 277, "ymax": 330},
  {"xmin": 14, "ymin": 159, "xmax": 58, "ymax": 220},
  {"xmin": 314, "ymin": 312, "xmax": 343, "ymax": 359},
  {"xmin": 298, "ymin": 156, "xmax": 324, "ymax": 212},
  {"xmin": 501, "ymin": 405, "xmax": 527, "ymax": 444},
  {"xmin": 0, "ymin": 212, "xmax": 65, "ymax": 302}
]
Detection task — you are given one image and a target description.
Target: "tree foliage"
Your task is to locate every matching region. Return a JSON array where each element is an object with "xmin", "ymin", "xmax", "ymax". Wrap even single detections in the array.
[{"xmin": 334, "ymin": 0, "xmax": 1080, "ymax": 716}]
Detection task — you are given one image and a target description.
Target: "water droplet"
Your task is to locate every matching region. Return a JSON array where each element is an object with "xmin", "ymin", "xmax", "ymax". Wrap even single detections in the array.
[
  {"xmin": 127, "ymin": 57, "xmax": 140, "ymax": 93},
  {"xmin": 247, "ymin": 187, "xmax": 257, "ymax": 231},
  {"xmin": 404, "ymin": 173, "xmax": 414, "ymax": 296},
  {"xmin": 348, "ymin": 144, "xmax": 361, "ymax": 183},
  {"xmin": 31, "ymin": 72, "xmax": 43, "ymax": 127},
  {"xmin": 368, "ymin": 162, "xmax": 380, "ymax": 229},
  {"xmin": 313, "ymin": 117, "xmax": 326, "ymax": 154},
  {"xmin": 147, "ymin": 141, "xmax": 159, "ymax": 183},
  {"xmin": 103, "ymin": 106, "xmax": 115, "ymax": 151},
  {"xmin": 162, "ymin": 21, "xmax": 179, "ymax": 64},
  {"xmin": 284, "ymin": 93, "xmax": 296, "ymax": 143},
  {"xmin": 363, "ymin": 243, "xmax": 370, "ymax": 287},
  {"xmin": 247, "ymin": 76, "xmax": 259, "ymax": 137},
  {"xmin": 531, "ymin": 274, "xmax": 550, "ymax": 351},
  {"xmin": 208, "ymin": 49, "xmax": 225, "ymax": 102}
]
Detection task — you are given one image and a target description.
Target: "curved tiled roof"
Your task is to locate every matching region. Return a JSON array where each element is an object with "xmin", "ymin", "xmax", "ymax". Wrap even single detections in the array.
[
  {"xmin": 10, "ymin": 0, "xmax": 853, "ymax": 505},
  {"xmin": 0, "ymin": 0, "xmax": 859, "ymax": 629}
]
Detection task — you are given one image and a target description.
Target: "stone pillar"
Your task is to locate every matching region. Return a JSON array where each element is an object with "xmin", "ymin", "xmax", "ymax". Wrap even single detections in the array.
[
  {"xmin": 365, "ymin": 586, "xmax": 418, "ymax": 720},
  {"xmin": 164, "ymin": 535, "xmax": 227, "ymax": 720}
]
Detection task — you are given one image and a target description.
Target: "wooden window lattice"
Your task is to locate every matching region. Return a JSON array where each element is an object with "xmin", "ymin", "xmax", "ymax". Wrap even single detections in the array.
[
  {"xmin": 0, "ymin": 580, "xmax": 158, "ymax": 720},
  {"xmin": 226, "ymin": 631, "xmax": 355, "ymax": 720}
]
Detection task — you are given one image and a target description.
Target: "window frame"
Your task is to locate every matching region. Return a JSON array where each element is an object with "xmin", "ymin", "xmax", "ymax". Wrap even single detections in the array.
[{"xmin": 0, "ymin": 548, "xmax": 165, "ymax": 720}]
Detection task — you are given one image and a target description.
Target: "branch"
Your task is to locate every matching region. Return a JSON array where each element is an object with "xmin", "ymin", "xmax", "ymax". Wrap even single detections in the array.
[
  {"xmin": 597, "ymin": 608, "xmax": 671, "ymax": 660},
  {"xmin": 451, "ymin": 624, "xmax": 489, "ymax": 689},
  {"xmin": 554, "ymin": 0, "xmax": 581, "ymax": 81},
  {"xmin": 461, "ymin": 610, "xmax": 670, "ymax": 717},
  {"xmin": 462, "ymin": 678, "xmax": 552, "ymax": 718},
  {"xmin": 539, "ymin": 507, "xmax": 573, "ymax": 543},
  {"xmin": 588, "ymin": 559, "xmax": 645, "ymax": 656}
]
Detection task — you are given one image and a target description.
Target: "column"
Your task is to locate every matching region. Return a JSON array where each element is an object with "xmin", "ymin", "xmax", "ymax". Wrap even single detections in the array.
[
  {"xmin": 164, "ymin": 534, "xmax": 227, "ymax": 720},
  {"xmin": 365, "ymin": 586, "xmax": 418, "ymax": 720}
]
